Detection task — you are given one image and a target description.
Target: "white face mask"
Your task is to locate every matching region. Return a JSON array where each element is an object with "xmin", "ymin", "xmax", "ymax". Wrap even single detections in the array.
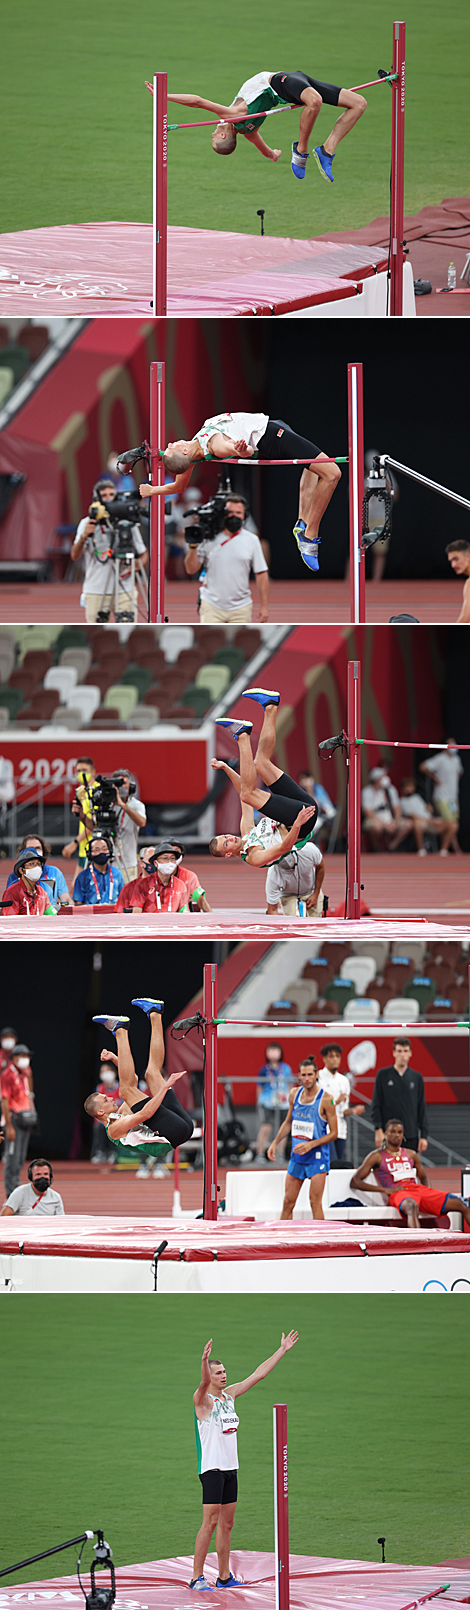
[
  {"xmin": 100, "ymin": 1070, "xmax": 116, "ymax": 1086},
  {"xmin": 157, "ymin": 860, "xmax": 177, "ymax": 876},
  {"xmin": 24, "ymin": 865, "xmax": 42, "ymax": 882},
  {"xmin": 1, "ymin": 1038, "xmax": 15, "ymax": 1051},
  {"xmin": 16, "ymin": 1057, "xmax": 30, "ymax": 1070}
]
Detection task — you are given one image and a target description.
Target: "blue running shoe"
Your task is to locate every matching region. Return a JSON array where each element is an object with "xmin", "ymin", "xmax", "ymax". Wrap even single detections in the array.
[
  {"xmin": 215, "ymin": 719, "xmax": 253, "ymax": 740},
  {"xmin": 92, "ymin": 1015, "xmax": 130, "ymax": 1036},
  {"xmin": 131, "ymin": 998, "xmax": 164, "ymax": 1016},
  {"xmin": 216, "ymin": 1575, "xmax": 244, "ymax": 1588},
  {"xmin": 291, "ymin": 141, "xmax": 310, "ymax": 178},
  {"xmin": 293, "ymin": 520, "xmax": 321, "ymax": 572},
  {"xmin": 188, "ymin": 1579, "xmax": 214, "ymax": 1592},
  {"xmin": 242, "ymin": 688, "xmax": 280, "ymax": 708},
  {"xmin": 313, "ymin": 145, "xmax": 335, "ymax": 182}
]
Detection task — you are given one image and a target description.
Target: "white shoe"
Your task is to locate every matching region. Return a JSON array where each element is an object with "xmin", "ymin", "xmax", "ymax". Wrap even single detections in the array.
[
  {"xmin": 418, "ymin": 848, "xmax": 427, "ymax": 857},
  {"xmin": 136, "ymin": 1164, "xmax": 152, "ymax": 1178}
]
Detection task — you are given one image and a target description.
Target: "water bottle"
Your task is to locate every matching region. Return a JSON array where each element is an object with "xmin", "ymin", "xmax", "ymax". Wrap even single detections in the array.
[
  {"xmin": 297, "ymin": 899, "xmax": 307, "ymax": 917},
  {"xmin": 447, "ymin": 262, "xmax": 457, "ymax": 290}
]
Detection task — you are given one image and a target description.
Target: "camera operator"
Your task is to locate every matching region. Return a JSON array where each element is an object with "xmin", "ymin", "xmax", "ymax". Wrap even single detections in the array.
[
  {"xmin": 184, "ymin": 494, "xmax": 269, "ymax": 624},
  {"xmin": 110, "ymin": 769, "xmax": 147, "ymax": 881},
  {"xmin": 71, "ymin": 477, "xmax": 148, "ymax": 623},
  {"xmin": 73, "ymin": 834, "xmax": 125, "ymax": 906},
  {"xmin": 62, "ymin": 756, "xmax": 98, "ymax": 878}
]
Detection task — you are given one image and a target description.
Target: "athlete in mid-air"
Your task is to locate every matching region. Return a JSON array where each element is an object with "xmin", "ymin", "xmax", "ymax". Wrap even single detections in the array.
[
  {"xmin": 166, "ymin": 67, "xmax": 367, "ymax": 184},
  {"xmin": 84, "ymin": 999, "xmax": 193, "ymax": 1162},
  {"xmin": 267, "ymin": 1057, "xmax": 338, "ymax": 1219},
  {"xmin": 351, "ymin": 1118, "xmax": 470, "ymax": 1229},
  {"xmin": 140, "ymin": 411, "xmax": 341, "ymax": 573},
  {"xmin": 190, "ymin": 1329, "xmax": 298, "ymax": 1591},
  {"xmin": 208, "ymin": 691, "xmax": 320, "ymax": 896}
]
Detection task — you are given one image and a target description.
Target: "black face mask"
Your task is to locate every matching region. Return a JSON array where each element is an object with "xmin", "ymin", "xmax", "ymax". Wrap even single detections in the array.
[
  {"xmin": 224, "ymin": 514, "xmax": 243, "ymax": 534},
  {"xmin": 91, "ymin": 854, "xmax": 109, "ymax": 868},
  {"xmin": 33, "ymin": 1177, "xmax": 50, "ymax": 1193}
]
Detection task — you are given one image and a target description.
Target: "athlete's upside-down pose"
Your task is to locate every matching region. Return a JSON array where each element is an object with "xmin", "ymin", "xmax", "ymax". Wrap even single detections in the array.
[
  {"xmin": 208, "ymin": 689, "xmax": 324, "ymax": 914},
  {"xmin": 167, "ymin": 67, "xmax": 367, "ymax": 184},
  {"xmin": 84, "ymin": 998, "xmax": 193, "ymax": 1161},
  {"xmin": 140, "ymin": 411, "xmax": 341, "ymax": 572}
]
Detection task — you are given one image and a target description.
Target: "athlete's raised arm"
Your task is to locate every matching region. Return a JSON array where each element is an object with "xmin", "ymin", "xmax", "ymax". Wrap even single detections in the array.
[
  {"xmin": 193, "ymin": 1338, "xmax": 213, "ymax": 1412},
  {"xmin": 108, "ymin": 1073, "xmax": 186, "ymax": 1138},
  {"xmin": 229, "ymin": 1331, "xmax": 299, "ymax": 1399}
]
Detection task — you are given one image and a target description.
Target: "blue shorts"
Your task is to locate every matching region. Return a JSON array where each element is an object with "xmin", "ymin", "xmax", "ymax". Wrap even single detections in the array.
[{"xmin": 288, "ymin": 1146, "xmax": 330, "ymax": 1181}]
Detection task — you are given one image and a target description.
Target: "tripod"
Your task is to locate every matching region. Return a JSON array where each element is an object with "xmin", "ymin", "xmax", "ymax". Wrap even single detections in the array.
[{"xmin": 96, "ymin": 544, "xmax": 149, "ymax": 623}]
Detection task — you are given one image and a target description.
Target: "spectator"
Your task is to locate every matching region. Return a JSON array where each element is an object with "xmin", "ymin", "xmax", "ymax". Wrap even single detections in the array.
[
  {"xmin": 6, "ymin": 834, "xmax": 73, "ymax": 907},
  {"xmin": 90, "ymin": 1063, "xmax": 120, "ymax": 1164},
  {"xmin": 419, "ymin": 743, "xmax": 463, "ymax": 838},
  {"xmin": 62, "ymin": 757, "xmax": 98, "ymax": 876},
  {"xmin": 316, "ymin": 1043, "xmax": 365, "ymax": 1161},
  {"xmin": 298, "ymin": 768, "xmax": 336, "ymax": 821},
  {"xmin": 73, "ymin": 835, "xmax": 125, "ymax": 905},
  {"xmin": 399, "ymin": 780, "xmax": 460, "ymax": 856},
  {"xmin": 361, "ymin": 766, "xmax": 410, "ymax": 851},
  {"xmin": 0, "ymin": 1028, "xmax": 18, "ymax": 1075},
  {"xmin": 254, "ymin": 1042, "xmax": 294, "ymax": 1164},
  {"xmin": 1, "ymin": 1043, "xmax": 37, "ymax": 1197},
  {"xmin": 110, "ymin": 770, "xmax": 147, "ymax": 882},
  {"xmin": 115, "ymin": 842, "xmax": 189, "ymax": 912},
  {"xmin": 1, "ymin": 1158, "xmax": 64, "ymax": 1216},
  {"xmin": 370, "ymin": 1036, "xmax": 428, "ymax": 1154},
  {"xmin": 184, "ymin": 495, "xmax": 269, "ymax": 624},
  {"xmin": 170, "ymin": 840, "xmax": 212, "ymax": 912},
  {"xmin": 2, "ymin": 848, "xmax": 54, "ymax": 915}
]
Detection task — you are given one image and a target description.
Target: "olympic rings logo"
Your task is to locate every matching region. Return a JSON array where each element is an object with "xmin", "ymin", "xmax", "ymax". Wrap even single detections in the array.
[{"xmin": 423, "ymin": 1278, "xmax": 470, "ymax": 1292}]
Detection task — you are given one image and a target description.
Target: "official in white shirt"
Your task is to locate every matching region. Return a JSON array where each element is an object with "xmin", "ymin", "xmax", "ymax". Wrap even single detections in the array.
[{"xmin": 1, "ymin": 1158, "xmax": 65, "ymax": 1215}]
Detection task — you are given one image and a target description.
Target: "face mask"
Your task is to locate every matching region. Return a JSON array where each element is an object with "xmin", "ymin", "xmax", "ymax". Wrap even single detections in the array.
[
  {"xmin": 92, "ymin": 854, "xmax": 109, "ymax": 868},
  {"xmin": 24, "ymin": 866, "xmax": 42, "ymax": 882},
  {"xmin": 1, "ymin": 1038, "xmax": 15, "ymax": 1051},
  {"xmin": 100, "ymin": 1070, "xmax": 116, "ymax": 1086},
  {"xmin": 33, "ymin": 1177, "xmax": 49, "ymax": 1193},
  {"xmin": 16, "ymin": 1057, "xmax": 30, "ymax": 1070},
  {"xmin": 156, "ymin": 861, "xmax": 176, "ymax": 877},
  {"xmin": 224, "ymin": 514, "xmax": 243, "ymax": 534}
]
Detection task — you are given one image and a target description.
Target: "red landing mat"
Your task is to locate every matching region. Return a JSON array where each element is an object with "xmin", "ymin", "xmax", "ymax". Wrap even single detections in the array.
[
  {"xmin": 0, "ymin": 1215, "xmax": 466, "ymax": 1261},
  {"xmin": 0, "ymin": 914, "xmax": 467, "ymax": 938},
  {"xmin": 6, "ymin": 1554, "xmax": 470, "ymax": 1609},
  {"xmin": 0, "ymin": 223, "xmax": 383, "ymax": 316}
]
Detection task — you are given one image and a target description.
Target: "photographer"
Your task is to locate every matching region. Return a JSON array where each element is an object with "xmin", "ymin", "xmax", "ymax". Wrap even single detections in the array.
[
  {"xmin": 110, "ymin": 769, "xmax": 147, "ymax": 881},
  {"xmin": 73, "ymin": 835, "xmax": 125, "ymax": 906},
  {"xmin": 184, "ymin": 494, "xmax": 269, "ymax": 624},
  {"xmin": 71, "ymin": 477, "xmax": 148, "ymax": 623}
]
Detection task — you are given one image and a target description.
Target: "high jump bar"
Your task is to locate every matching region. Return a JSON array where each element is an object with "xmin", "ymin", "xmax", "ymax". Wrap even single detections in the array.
[
  {"xmin": 151, "ymin": 23, "xmax": 405, "ymax": 319},
  {"xmin": 146, "ymin": 74, "xmax": 397, "ymax": 130}
]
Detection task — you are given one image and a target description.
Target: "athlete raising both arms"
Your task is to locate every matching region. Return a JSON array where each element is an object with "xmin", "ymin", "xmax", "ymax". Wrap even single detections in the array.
[
  {"xmin": 190, "ymin": 1329, "xmax": 299, "ymax": 1592},
  {"xmin": 84, "ymin": 998, "xmax": 193, "ymax": 1163},
  {"xmin": 140, "ymin": 411, "xmax": 341, "ymax": 572},
  {"xmin": 167, "ymin": 67, "xmax": 366, "ymax": 183},
  {"xmin": 268, "ymin": 1057, "xmax": 338, "ymax": 1220}
]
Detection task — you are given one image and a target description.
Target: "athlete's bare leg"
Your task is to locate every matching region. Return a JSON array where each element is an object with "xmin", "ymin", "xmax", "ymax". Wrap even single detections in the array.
[
  {"xmin": 309, "ymin": 1174, "xmax": 326, "ymax": 1220},
  {"xmin": 215, "ymin": 1501, "xmax": 237, "ymax": 1578},
  {"xmin": 254, "ymin": 702, "xmax": 283, "ymax": 787},
  {"xmin": 238, "ymin": 729, "xmax": 270, "ymax": 812},
  {"xmin": 280, "ymin": 1174, "xmax": 302, "ymax": 1220},
  {"xmin": 193, "ymin": 1505, "xmax": 221, "ymax": 1579},
  {"xmin": 145, "ymin": 1008, "xmax": 167, "ymax": 1098},
  {"xmin": 322, "ymin": 88, "xmax": 367, "ymax": 157},
  {"xmin": 298, "ymin": 455, "xmax": 341, "ymax": 544},
  {"xmin": 113, "ymin": 1026, "xmax": 139, "ymax": 1105},
  {"xmin": 399, "ymin": 1196, "xmax": 420, "ymax": 1228}
]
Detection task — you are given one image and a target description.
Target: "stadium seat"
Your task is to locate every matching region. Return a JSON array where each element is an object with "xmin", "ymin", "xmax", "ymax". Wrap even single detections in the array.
[
  {"xmin": 127, "ymin": 627, "xmax": 159, "ymax": 660},
  {"xmin": 103, "ymin": 684, "xmax": 138, "ymax": 721},
  {"xmin": 390, "ymin": 939, "xmax": 426, "ymax": 969},
  {"xmin": 382, "ymin": 959, "xmax": 413, "ymax": 991},
  {"xmin": 0, "ymin": 367, "xmax": 14, "ymax": 404},
  {"xmin": 302, "ymin": 957, "xmax": 335, "ymax": 989},
  {"xmin": 130, "ymin": 648, "xmax": 167, "ymax": 680},
  {"xmin": 160, "ymin": 626, "xmax": 194, "ymax": 662},
  {"xmin": 54, "ymin": 627, "xmax": 88, "ymax": 660},
  {"xmin": 44, "ymin": 666, "xmax": 78, "ymax": 702},
  {"xmin": 89, "ymin": 707, "xmax": 121, "ymax": 727},
  {"xmin": 233, "ymin": 627, "xmax": 261, "ymax": 658},
  {"xmin": 143, "ymin": 687, "xmax": 171, "ymax": 714},
  {"xmin": 17, "ymin": 324, "xmax": 49, "ymax": 361},
  {"xmin": 87, "ymin": 630, "xmax": 122, "ymax": 661},
  {"xmin": 350, "ymin": 940, "xmax": 390, "ymax": 969},
  {"xmin": 175, "ymin": 647, "xmax": 207, "ymax": 678},
  {"xmin": 403, "ymin": 975, "xmax": 436, "ymax": 1012},
  {"xmin": 195, "ymin": 627, "xmax": 227, "ymax": 658},
  {"xmin": 342, "ymin": 997, "xmax": 381, "ymax": 1022},
  {"xmin": 424, "ymin": 962, "xmax": 457, "ymax": 994},
  {"xmin": 283, "ymin": 979, "xmax": 319, "ymax": 1013},
  {"xmin": 127, "ymin": 706, "xmax": 159, "ymax": 730},
  {"xmin": 212, "ymin": 645, "xmax": 245, "ymax": 677},
  {"xmin": 90, "ymin": 649, "xmax": 129, "ymax": 681},
  {"xmin": 179, "ymin": 685, "xmax": 213, "ymax": 716},
  {"xmin": 323, "ymin": 977, "xmax": 356, "ymax": 1010},
  {"xmin": 0, "ymin": 344, "xmax": 31, "ymax": 384},
  {"xmin": 82, "ymin": 667, "xmax": 114, "ymax": 700},
  {"xmin": 424, "ymin": 996, "xmax": 461, "ymax": 1021},
  {"xmin": 9, "ymin": 670, "xmax": 39, "ymax": 701},
  {"xmin": 0, "ymin": 708, "xmax": 10, "ymax": 728},
  {"xmin": 307, "ymin": 1000, "xmax": 340, "ymax": 1020},
  {"xmin": 382, "ymin": 995, "xmax": 420, "ymax": 1022},
  {"xmin": 0, "ymin": 686, "xmax": 24, "ymax": 719},
  {"xmin": 17, "ymin": 627, "xmax": 59, "ymax": 658},
  {"xmin": 59, "ymin": 647, "xmax": 92, "ymax": 681},
  {"xmin": 50, "ymin": 707, "xmax": 83, "ymax": 729},
  {"xmin": 0, "ymin": 644, "xmax": 15, "ymax": 683},
  {"xmin": 339, "ymin": 955, "xmax": 376, "ymax": 993},
  {"xmin": 195, "ymin": 664, "xmax": 231, "ymax": 700},
  {"xmin": 120, "ymin": 663, "xmax": 153, "ymax": 699},
  {"xmin": 22, "ymin": 649, "xmax": 53, "ymax": 681},
  {"xmin": 16, "ymin": 689, "xmax": 60, "ymax": 723},
  {"xmin": 266, "ymin": 1000, "xmax": 302, "ymax": 1020},
  {"xmin": 318, "ymin": 941, "xmax": 351, "ymax": 968},
  {"xmin": 66, "ymin": 686, "xmax": 101, "ymax": 722}
]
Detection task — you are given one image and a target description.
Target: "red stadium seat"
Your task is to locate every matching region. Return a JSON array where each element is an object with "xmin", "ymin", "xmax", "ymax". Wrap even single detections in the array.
[
  {"xmin": 22, "ymin": 649, "xmax": 53, "ymax": 680},
  {"xmin": 16, "ymin": 688, "xmax": 60, "ymax": 722},
  {"xmin": 8, "ymin": 669, "xmax": 39, "ymax": 700}
]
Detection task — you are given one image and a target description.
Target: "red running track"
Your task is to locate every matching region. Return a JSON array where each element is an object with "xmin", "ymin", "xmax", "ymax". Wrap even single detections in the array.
[
  {"xmin": 0, "ymin": 579, "xmax": 461, "ymax": 624},
  {"xmin": 0, "ymin": 1215, "xmax": 466, "ymax": 1259},
  {"xmin": 9, "ymin": 1555, "xmax": 470, "ymax": 1609}
]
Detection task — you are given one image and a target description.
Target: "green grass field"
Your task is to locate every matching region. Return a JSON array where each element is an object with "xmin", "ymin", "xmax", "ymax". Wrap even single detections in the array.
[
  {"xmin": 1, "ymin": 0, "xmax": 469, "ymax": 238},
  {"xmin": 1, "ymin": 1295, "xmax": 469, "ymax": 1580}
]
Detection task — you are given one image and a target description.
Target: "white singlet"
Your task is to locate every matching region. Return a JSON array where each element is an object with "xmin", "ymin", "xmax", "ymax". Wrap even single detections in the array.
[
  {"xmin": 240, "ymin": 816, "xmax": 284, "ymax": 862},
  {"xmin": 195, "ymin": 412, "xmax": 269, "ymax": 459},
  {"xmin": 195, "ymin": 1393, "xmax": 240, "ymax": 1473}
]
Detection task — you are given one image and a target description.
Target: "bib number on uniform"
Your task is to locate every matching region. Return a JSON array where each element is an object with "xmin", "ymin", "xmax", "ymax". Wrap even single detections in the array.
[
  {"xmin": 221, "ymin": 1409, "xmax": 239, "ymax": 1435},
  {"xmin": 291, "ymin": 1120, "xmax": 315, "ymax": 1139}
]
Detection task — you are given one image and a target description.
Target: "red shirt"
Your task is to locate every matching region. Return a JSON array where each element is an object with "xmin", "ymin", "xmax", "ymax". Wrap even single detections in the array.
[
  {"xmin": 2, "ymin": 879, "xmax": 50, "ymax": 916},
  {"xmin": 116, "ymin": 871, "xmax": 189, "ymax": 913},
  {"xmin": 0, "ymin": 1065, "xmax": 32, "ymax": 1112}
]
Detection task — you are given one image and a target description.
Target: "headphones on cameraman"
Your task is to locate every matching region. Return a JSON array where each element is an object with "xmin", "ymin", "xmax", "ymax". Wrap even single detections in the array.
[{"xmin": 28, "ymin": 1159, "xmax": 53, "ymax": 1184}]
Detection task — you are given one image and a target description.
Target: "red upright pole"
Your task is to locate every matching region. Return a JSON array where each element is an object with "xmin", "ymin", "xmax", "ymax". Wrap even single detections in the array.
[
  {"xmin": 390, "ymin": 22, "xmax": 406, "ymax": 317},
  {"xmin": 152, "ymin": 72, "xmax": 167, "ymax": 317},
  {"xmin": 348, "ymin": 362, "xmax": 365, "ymax": 624},
  {"xmin": 149, "ymin": 359, "xmax": 165, "ymax": 623},
  {"xmin": 346, "ymin": 659, "xmax": 362, "ymax": 920},
  {"xmin": 273, "ymin": 1405, "xmax": 289, "ymax": 1610},
  {"xmin": 203, "ymin": 962, "xmax": 218, "ymax": 1222}
]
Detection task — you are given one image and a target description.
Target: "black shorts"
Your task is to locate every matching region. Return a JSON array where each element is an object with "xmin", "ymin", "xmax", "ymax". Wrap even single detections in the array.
[
  {"xmin": 270, "ymin": 71, "xmax": 342, "ymax": 108},
  {"xmin": 258, "ymin": 419, "xmax": 322, "ymax": 463},
  {"xmin": 262, "ymin": 772, "xmax": 319, "ymax": 831},
  {"xmin": 199, "ymin": 1469, "xmax": 238, "ymax": 1506},
  {"xmin": 130, "ymin": 1091, "xmax": 194, "ymax": 1148}
]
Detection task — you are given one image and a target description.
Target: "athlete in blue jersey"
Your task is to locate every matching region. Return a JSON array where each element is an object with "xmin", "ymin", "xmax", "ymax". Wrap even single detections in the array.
[{"xmin": 268, "ymin": 1056, "xmax": 337, "ymax": 1219}]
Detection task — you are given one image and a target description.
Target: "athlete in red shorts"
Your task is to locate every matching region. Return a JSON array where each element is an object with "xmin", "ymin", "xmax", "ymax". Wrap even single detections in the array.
[{"xmin": 351, "ymin": 1118, "xmax": 470, "ymax": 1229}]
